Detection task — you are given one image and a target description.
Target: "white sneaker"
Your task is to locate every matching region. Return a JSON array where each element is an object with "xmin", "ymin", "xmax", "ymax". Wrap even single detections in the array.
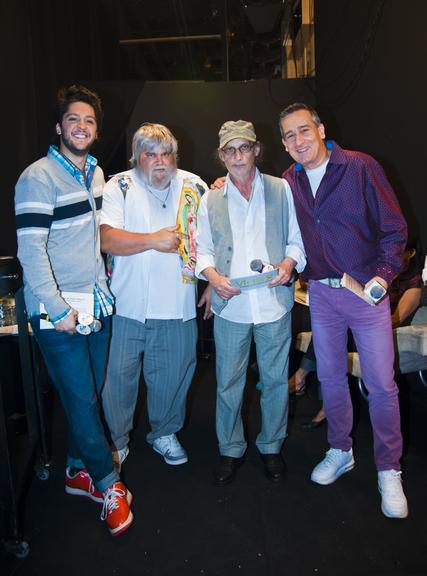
[
  {"xmin": 378, "ymin": 469, "xmax": 408, "ymax": 519},
  {"xmin": 153, "ymin": 434, "xmax": 188, "ymax": 465},
  {"xmin": 112, "ymin": 446, "xmax": 129, "ymax": 472},
  {"xmin": 311, "ymin": 448, "xmax": 355, "ymax": 485}
]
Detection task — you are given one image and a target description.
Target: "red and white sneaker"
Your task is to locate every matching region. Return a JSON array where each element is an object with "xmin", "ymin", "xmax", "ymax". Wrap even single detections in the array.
[
  {"xmin": 65, "ymin": 467, "xmax": 103, "ymax": 503},
  {"xmin": 101, "ymin": 482, "xmax": 134, "ymax": 536}
]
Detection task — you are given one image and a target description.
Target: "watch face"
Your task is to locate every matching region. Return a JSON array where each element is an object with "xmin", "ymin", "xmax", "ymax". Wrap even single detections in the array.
[
  {"xmin": 364, "ymin": 281, "xmax": 386, "ymax": 302},
  {"xmin": 91, "ymin": 320, "xmax": 102, "ymax": 333},
  {"xmin": 370, "ymin": 285, "xmax": 385, "ymax": 300},
  {"xmin": 77, "ymin": 312, "xmax": 94, "ymax": 326},
  {"xmin": 76, "ymin": 324, "xmax": 91, "ymax": 335}
]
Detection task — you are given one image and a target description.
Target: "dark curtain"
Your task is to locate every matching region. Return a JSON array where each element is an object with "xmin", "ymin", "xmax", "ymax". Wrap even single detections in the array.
[
  {"xmin": 315, "ymin": 0, "xmax": 427, "ymax": 250},
  {"xmin": 4, "ymin": 0, "xmax": 427, "ymax": 256},
  {"xmin": 1, "ymin": 0, "xmax": 121, "ymax": 256}
]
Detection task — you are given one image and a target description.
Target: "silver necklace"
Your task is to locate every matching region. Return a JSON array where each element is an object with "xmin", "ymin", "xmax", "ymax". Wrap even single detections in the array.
[{"xmin": 147, "ymin": 185, "xmax": 171, "ymax": 208}]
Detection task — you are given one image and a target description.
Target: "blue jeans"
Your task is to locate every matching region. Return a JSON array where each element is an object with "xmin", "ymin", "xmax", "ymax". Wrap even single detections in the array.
[
  {"xmin": 30, "ymin": 314, "xmax": 118, "ymax": 492},
  {"xmin": 214, "ymin": 312, "xmax": 291, "ymax": 457}
]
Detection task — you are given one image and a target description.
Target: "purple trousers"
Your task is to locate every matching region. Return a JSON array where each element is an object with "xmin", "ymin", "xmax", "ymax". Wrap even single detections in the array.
[{"xmin": 309, "ymin": 281, "xmax": 402, "ymax": 471}]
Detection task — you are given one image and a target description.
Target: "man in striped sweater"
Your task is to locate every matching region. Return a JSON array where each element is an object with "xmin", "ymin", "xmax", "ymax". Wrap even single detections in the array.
[{"xmin": 15, "ymin": 84, "xmax": 133, "ymax": 536}]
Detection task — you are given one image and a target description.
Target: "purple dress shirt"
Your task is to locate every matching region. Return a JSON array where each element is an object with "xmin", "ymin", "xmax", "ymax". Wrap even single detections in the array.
[{"xmin": 283, "ymin": 141, "xmax": 407, "ymax": 285}]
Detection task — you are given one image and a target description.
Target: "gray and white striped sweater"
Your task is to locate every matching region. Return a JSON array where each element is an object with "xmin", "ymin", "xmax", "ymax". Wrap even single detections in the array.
[{"xmin": 15, "ymin": 154, "xmax": 111, "ymax": 319}]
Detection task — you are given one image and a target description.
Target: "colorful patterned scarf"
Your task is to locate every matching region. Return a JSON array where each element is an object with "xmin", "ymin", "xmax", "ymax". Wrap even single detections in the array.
[
  {"xmin": 176, "ymin": 178, "xmax": 203, "ymax": 284},
  {"xmin": 107, "ymin": 174, "xmax": 202, "ymax": 284}
]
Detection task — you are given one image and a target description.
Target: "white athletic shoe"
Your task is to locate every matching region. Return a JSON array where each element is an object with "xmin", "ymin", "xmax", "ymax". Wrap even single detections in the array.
[
  {"xmin": 112, "ymin": 445, "xmax": 129, "ymax": 472},
  {"xmin": 311, "ymin": 448, "xmax": 355, "ymax": 485},
  {"xmin": 378, "ymin": 469, "xmax": 408, "ymax": 519},
  {"xmin": 153, "ymin": 434, "xmax": 188, "ymax": 465}
]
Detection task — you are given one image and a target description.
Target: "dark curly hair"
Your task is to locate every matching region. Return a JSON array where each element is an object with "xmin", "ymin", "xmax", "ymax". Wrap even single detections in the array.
[{"xmin": 56, "ymin": 84, "xmax": 103, "ymax": 131}]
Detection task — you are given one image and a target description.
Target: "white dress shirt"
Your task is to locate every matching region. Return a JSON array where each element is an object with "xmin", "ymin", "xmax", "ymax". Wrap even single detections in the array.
[
  {"xmin": 196, "ymin": 169, "xmax": 306, "ymax": 324},
  {"xmin": 101, "ymin": 168, "xmax": 208, "ymax": 323}
]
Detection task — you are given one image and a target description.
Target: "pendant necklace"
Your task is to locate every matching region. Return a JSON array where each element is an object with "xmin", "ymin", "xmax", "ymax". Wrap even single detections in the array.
[{"xmin": 147, "ymin": 185, "xmax": 171, "ymax": 208}]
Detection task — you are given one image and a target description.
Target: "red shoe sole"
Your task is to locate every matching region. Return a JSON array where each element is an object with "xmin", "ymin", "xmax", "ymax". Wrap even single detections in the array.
[{"xmin": 110, "ymin": 510, "xmax": 134, "ymax": 536}]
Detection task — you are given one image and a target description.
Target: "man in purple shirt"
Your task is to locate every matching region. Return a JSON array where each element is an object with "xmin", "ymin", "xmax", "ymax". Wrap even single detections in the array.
[{"xmin": 280, "ymin": 102, "xmax": 408, "ymax": 519}]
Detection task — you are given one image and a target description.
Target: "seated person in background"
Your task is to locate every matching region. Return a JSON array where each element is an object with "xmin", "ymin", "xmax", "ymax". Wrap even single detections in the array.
[
  {"xmin": 389, "ymin": 236, "xmax": 423, "ymax": 327},
  {"xmin": 290, "ymin": 236, "xmax": 422, "ymax": 429},
  {"xmin": 288, "ymin": 276, "xmax": 326, "ymax": 428},
  {"xmin": 288, "ymin": 277, "xmax": 314, "ymax": 396}
]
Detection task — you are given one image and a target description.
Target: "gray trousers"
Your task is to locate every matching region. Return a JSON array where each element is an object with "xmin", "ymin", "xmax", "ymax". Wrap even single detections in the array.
[
  {"xmin": 214, "ymin": 312, "xmax": 292, "ymax": 457},
  {"xmin": 102, "ymin": 315, "xmax": 197, "ymax": 448}
]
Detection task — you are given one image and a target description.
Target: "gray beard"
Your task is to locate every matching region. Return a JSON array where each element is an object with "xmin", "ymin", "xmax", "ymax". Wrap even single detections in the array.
[{"xmin": 138, "ymin": 167, "xmax": 177, "ymax": 190}]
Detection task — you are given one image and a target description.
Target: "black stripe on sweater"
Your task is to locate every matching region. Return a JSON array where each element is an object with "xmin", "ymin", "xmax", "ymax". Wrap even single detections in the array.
[
  {"xmin": 53, "ymin": 199, "xmax": 93, "ymax": 221},
  {"xmin": 16, "ymin": 213, "xmax": 53, "ymax": 230}
]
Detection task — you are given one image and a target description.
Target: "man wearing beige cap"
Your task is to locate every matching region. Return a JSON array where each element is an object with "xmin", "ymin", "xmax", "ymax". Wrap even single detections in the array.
[{"xmin": 196, "ymin": 120, "xmax": 306, "ymax": 485}]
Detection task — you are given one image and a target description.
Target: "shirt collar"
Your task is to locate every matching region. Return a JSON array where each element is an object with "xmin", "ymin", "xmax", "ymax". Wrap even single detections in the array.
[
  {"xmin": 223, "ymin": 167, "xmax": 261, "ymax": 196},
  {"xmin": 48, "ymin": 145, "xmax": 98, "ymax": 188},
  {"xmin": 294, "ymin": 140, "xmax": 346, "ymax": 172}
]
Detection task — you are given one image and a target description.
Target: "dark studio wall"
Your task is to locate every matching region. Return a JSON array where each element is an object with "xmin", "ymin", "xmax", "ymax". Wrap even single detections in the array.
[
  {"xmin": 3, "ymin": 0, "xmax": 427, "ymax": 258},
  {"xmin": 315, "ymin": 0, "xmax": 427, "ymax": 250},
  {"xmin": 1, "ymin": 0, "xmax": 121, "ymax": 257},
  {"xmin": 126, "ymin": 79, "xmax": 315, "ymax": 186}
]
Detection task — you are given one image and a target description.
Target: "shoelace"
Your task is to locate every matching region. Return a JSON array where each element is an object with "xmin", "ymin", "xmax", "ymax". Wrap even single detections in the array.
[
  {"xmin": 163, "ymin": 438, "xmax": 174, "ymax": 455},
  {"xmin": 88, "ymin": 478, "xmax": 97, "ymax": 495},
  {"xmin": 101, "ymin": 485, "xmax": 126, "ymax": 520},
  {"xmin": 323, "ymin": 449, "xmax": 347, "ymax": 465},
  {"xmin": 80, "ymin": 471, "xmax": 97, "ymax": 495},
  {"xmin": 380, "ymin": 471, "xmax": 402, "ymax": 491},
  {"xmin": 158, "ymin": 436, "xmax": 177, "ymax": 454}
]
